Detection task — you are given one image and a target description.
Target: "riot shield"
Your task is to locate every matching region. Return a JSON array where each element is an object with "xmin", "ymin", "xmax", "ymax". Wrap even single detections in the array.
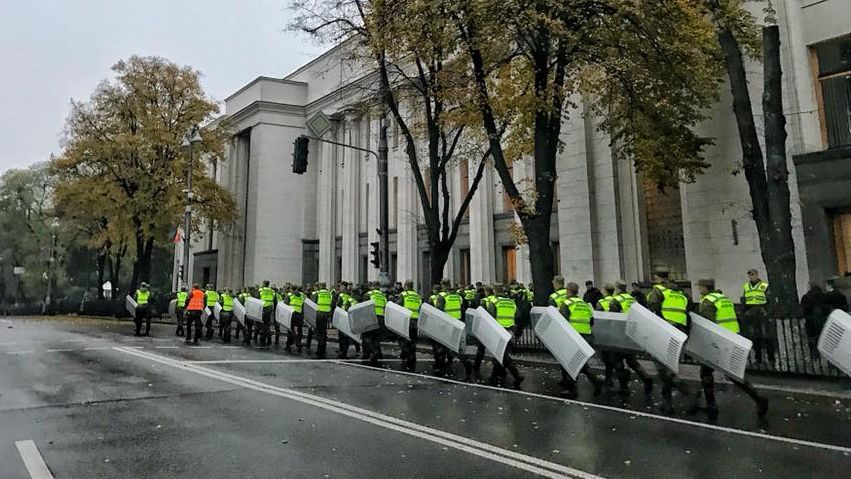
[
  {"xmin": 530, "ymin": 306, "xmax": 554, "ymax": 329},
  {"xmin": 472, "ymin": 307, "xmax": 512, "ymax": 365},
  {"xmin": 233, "ymin": 299, "xmax": 246, "ymax": 327},
  {"xmin": 245, "ymin": 297, "xmax": 264, "ymax": 323},
  {"xmin": 168, "ymin": 299, "xmax": 177, "ymax": 319},
  {"xmin": 348, "ymin": 301, "xmax": 380, "ymax": 335},
  {"xmin": 384, "ymin": 301, "xmax": 412, "ymax": 340},
  {"xmin": 333, "ymin": 307, "xmax": 361, "ymax": 344},
  {"xmin": 685, "ymin": 313, "xmax": 752, "ymax": 381},
  {"xmin": 591, "ymin": 312, "xmax": 643, "ymax": 354},
  {"xmin": 275, "ymin": 302, "xmax": 294, "ymax": 331},
  {"xmin": 625, "ymin": 303, "xmax": 688, "ymax": 374},
  {"xmin": 213, "ymin": 303, "xmax": 222, "ymax": 321},
  {"xmin": 818, "ymin": 309, "xmax": 851, "ymax": 378},
  {"xmin": 201, "ymin": 307, "xmax": 212, "ymax": 323},
  {"xmin": 125, "ymin": 295, "xmax": 137, "ymax": 316},
  {"xmin": 533, "ymin": 307, "xmax": 594, "ymax": 380},
  {"xmin": 303, "ymin": 299, "xmax": 318, "ymax": 329},
  {"xmin": 417, "ymin": 303, "xmax": 465, "ymax": 353}
]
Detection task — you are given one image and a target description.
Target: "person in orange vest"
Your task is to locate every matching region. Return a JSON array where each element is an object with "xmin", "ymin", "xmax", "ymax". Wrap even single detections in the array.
[{"xmin": 185, "ymin": 283, "xmax": 205, "ymax": 345}]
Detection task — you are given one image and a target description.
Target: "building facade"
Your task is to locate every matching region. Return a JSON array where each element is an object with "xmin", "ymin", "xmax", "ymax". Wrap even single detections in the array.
[{"xmin": 177, "ymin": 0, "xmax": 851, "ymax": 299}]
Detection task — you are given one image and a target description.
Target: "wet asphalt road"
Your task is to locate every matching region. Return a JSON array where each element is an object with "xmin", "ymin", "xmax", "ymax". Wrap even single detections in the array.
[{"xmin": 2, "ymin": 316, "xmax": 851, "ymax": 478}]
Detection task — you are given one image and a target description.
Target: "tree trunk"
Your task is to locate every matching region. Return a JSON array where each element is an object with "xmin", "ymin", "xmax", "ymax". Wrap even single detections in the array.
[
  {"xmin": 134, "ymin": 236, "xmax": 155, "ymax": 286},
  {"xmin": 762, "ymin": 25, "xmax": 799, "ymax": 304},
  {"xmin": 110, "ymin": 252, "xmax": 122, "ymax": 299},
  {"xmin": 429, "ymin": 242, "xmax": 450, "ymax": 288},
  {"xmin": 523, "ymin": 215, "xmax": 555, "ymax": 306},
  {"xmin": 96, "ymin": 251, "xmax": 106, "ymax": 299}
]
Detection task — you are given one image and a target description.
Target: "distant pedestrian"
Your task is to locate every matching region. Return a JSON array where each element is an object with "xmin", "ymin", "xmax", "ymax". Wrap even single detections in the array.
[
  {"xmin": 741, "ymin": 269, "xmax": 775, "ymax": 366},
  {"xmin": 133, "ymin": 283, "xmax": 152, "ymax": 337},
  {"xmin": 582, "ymin": 280, "xmax": 604, "ymax": 307},
  {"xmin": 630, "ymin": 282, "xmax": 647, "ymax": 307}
]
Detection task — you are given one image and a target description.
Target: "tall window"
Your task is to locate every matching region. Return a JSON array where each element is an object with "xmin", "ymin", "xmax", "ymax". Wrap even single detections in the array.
[
  {"xmin": 459, "ymin": 248, "xmax": 471, "ymax": 285},
  {"xmin": 815, "ymin": 36, "xmax": 851, "ymax": 148},
  {"xmin": 551, "ymin": 241, "xmax": 561, "ymax": 276},
  {"xmin": 502, "ymin": 246, "xmax": 516, "ymax": 283},
  {"xmin": 460, "ymin": 159, "xmax": 470, "ymax": 218},
  {"xmin": 833, "ymin": 211, "xmax": 851, "ymax": 276},
  {"xmin": 392, "ymin": 176, "xmax": 398, "ymax": 228},
  {"xmin": 365, "ymin": 183, "xmax": 370, "ymax": 231}
]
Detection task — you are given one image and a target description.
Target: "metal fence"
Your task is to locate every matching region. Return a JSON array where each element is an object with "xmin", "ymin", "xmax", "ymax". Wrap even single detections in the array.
[{"xmin": 513, "ymin": 315, "xmax": 843, "ymax": 379}]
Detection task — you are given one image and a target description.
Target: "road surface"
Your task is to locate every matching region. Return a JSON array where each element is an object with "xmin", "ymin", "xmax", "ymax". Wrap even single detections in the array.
[{"xmin": 1, "ymin": 316, "xmax": 850, "ymax": 478}]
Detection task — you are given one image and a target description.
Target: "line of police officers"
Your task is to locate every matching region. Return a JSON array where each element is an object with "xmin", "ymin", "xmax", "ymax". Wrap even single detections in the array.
[{"xmin": 165, "ymin": 268, "xmax": 770, "ymax": 418}]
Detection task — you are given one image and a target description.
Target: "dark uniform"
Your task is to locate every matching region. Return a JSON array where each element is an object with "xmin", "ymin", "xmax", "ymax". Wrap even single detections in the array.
[
  {"xmin": 285, "ymin": 289, "xmax": 306, "ymax": 353},
  {"xmin": 648, "ymin": 280, "xmax": 697, "ymax": 414},
  {"xmin": 311, "ymin": 286, "xmax": 333, "ymax": 358},
  {"xmin": 133, "ymin": 285, "xmax": 152, "ymax": 337},
  {"xmin": 741, "ymin": 275, "xmax": 774, "ymax": 365},
  {"xmin": 362, "ymin": 287, "xmax": 387, "ymax": 364},
  {"xmin": 397, "ymin": 287, "xmax": 422, "ymax": 371},
  {"xmin": 219, "ymin": 290, "xmax": 235, "ymax": 343},
  {"xmin": 175, "ymin": 288, "xmax": 188, "ymax": 337},
  {"xmin": 485, "ymin": 292, "xmax": 524, "ymax": 388},
  {"xmin": 204, "ymin": 287, "xmax": 219, "ymax": 340},
  {"xmin": 558, "ymin": 294, "xmax": 603, "ymax": 398}
]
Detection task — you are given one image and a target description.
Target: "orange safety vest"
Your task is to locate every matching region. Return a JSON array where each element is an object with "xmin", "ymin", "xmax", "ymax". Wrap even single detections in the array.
[{"xmin": 187, "ymin": 289, "xmax": 205, "ymax": 311}]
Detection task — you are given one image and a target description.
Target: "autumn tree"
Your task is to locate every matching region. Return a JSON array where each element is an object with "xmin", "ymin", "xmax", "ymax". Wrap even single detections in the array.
[
  {"xmin": 451, "ymin": 0, "xmax": 725, "ymax": 304},
  {"xmin": 53, "ymin": 56, "xmax": 236, "ymax": 287},
  {"xmin": 704, "ymin": 1, "xmax": 799, "ymax": 304},
  {"xmin": 292, "ymin": 0, "xmax": 496, "ymax": 285}
]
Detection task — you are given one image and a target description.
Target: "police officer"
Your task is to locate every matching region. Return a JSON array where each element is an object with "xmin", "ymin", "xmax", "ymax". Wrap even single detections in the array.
[
  {"xmin": 204, "ymin": 284, "xmax": 219, "ymax": 340},
  {"xmin": 185, "ymin": 283, "xmax": 205, "ymax": 345},
  {"xmin": 648, "ymin": 270, "xmax": 697, "ymax": 414},
  {"xmin": 558, "ymin": 282, "xmax": 603, "ymax": 399},
  {"xmin": 271, "ymin": 285, "xmax": 285, "ymax": 346},
  {"xmin": 396, "ymin": 280, "xmax": 422, "ymax": 371},
  {"xmin": 311, "ymin": 282, "xmax": 333, "ymax": 359},
  {"xmin": 257, "ymin": 281, "xmax": 276, "ymax": 346},
  {"xmin": 610, "ymin": 280, "xmax": 653, "ymax": 394},
  {"xmin": 236, "ymin": 288, "xmax": 249, "ymax": 343},
  {"xmin": 363, "ymin": 282, "xmax": 388, "ymax": 365},
  {"xmin": 133, "ymin": 283, "xmax": 152, "ymax": 336},
  {"xmin": 696, "ymin": 279, "xmax": 769, "ymax": 417},
  {"xmin": 175, "ymin": 286, "xmax": 188, "ymax": 337},
  {"xmin": 472, "ymin": 285, "xmax": 498, "ymax": 376},
  {"xmin": 741, "ymin": 268, "xmax": 774, "ymax": 366},
  {"xmin": 285, "ymin": 285, "xmax": 306, "ymax": 353},
  {"xmin": 434, "ymin": 279, "xmax": 462, "ymax": 376},
  {"xmin": 485, "ymin": 284, "xmax": 524, "ymax": 388},
  {"xmin": 220, "ymin": 288, "xmax": 235, "ymax": 343},
  {"xmin": 337, "ymin": 282, "xmax": 360, "ymax": 359}
]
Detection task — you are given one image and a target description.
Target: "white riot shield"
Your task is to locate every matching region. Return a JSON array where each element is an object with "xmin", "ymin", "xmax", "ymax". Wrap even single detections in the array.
[
  {"xmin": 303, "ymin": 299, "xmax": 318, "ymax": 329},
  {"xmin": 233, "ymin": 299, "xmax": 246, "ymax": 327},
  {"xmin": 625, "ymin": 303, "xmax": 688, "ymax": 374},
  {"xmin": 530, "ymin": 306, "xmax": 553, "ymax": 329},
  {"xmin": 348, "ymin": 301, "xmax": 379, "ymax": 335},
  {"xmin": 201, "ymin": 307, "xmax": 212, "ymax": 323},
  {"xmin": 333, "ymin": 307, "xmax": 362, "ymax": 344},
  {"xmin": 275, "ymin": 302, "xmax": 294, "ymax": 331},
  {"xmin": 168, "ymin": 299, "xmax": 177, "ymax": 319},
  {"xmin": 125, "ymin": 295, "xmax": 137, "ymax": 316},
  {"xmin": 213, "ymin": 303, "xmax": 223, "ymax": 321},
  {"xmin": 245, "ymin": 297, "xmax": 264, "ymax": 323},
  {"xmin": 417, "ymin": 303, "xmax": 465, "ymax": 353},
  {"xmin": 384, "ymin": 302, "xmax": 412, "ymax": 340},
  {"xmin": 533, "ymin": 307, "xmax": 595, "ymax": 380},
  {"xmin": 818, "ymin": 309, "xmax": 851, "ymax": 378},
  {"xmin": 685, "ymin": 313, "xmax": 752, "ymax": 381},
  {"xmin": 592, "ymin": 312, "xmax": 643, "ymax": 354},
  {"xmin": 473, "ymin": 307, "xmax": 512, "ymax": 365},
  {"xmin": 462, "ymin": 309, "xmax": 479, "ymax": 355}
]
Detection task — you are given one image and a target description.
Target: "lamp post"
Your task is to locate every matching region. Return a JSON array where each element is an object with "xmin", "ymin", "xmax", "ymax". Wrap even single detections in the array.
[
  {"xmin": 181, "ymin": 125, "xmax": 202, "ymax": 289},
  {"xmin": 44, "ymin": 217, "xmax": 60, "ymax": 314}
]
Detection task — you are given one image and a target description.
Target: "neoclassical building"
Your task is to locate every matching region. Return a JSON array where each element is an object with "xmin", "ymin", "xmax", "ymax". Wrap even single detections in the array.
[{"xmin": 176, "ymin": 0, "xmax": 851, "ymax": 299}]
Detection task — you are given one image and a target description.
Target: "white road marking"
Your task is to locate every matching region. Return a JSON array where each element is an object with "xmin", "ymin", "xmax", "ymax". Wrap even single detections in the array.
[
  {"xmin": 45, "ymin": 349, "xmax": 73, "ymax": 353},
  {"xmin": 83, "ymin": 347, "xmax": 111, "ymax": 351},
  {"xmin": 115, "ymin": 347, "xmax": 599, "ymax": 479},
  {"xmin": 7, "ymin": 350, "xmax": 34, "ymax": 355},
  {"xmin": 336, "ymin": 361, "xmax": 851, "ymax": 454},
  {"xmin": 15, "ymin": 440, "xmax": 54, "ymax": 479}
]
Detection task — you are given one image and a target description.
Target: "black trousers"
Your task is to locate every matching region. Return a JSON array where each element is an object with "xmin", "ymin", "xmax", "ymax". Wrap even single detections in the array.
[
  {"xmin": 220, "ymin": 311, "xmax": 233, "ymax": 342},
  {"xmin": 743, "ymin": 306, "xmax": 776, "ymax": 364},
  {"xmin": 175, "ymin": 308, "xmax": 185, "ymax": 336},
  {"xmin": 315, "ymin": 312, "xmax": 330, "ymax": 358},
  {"xmin": 603, "ymin": 351, "xmax": 652, "ymax": 387},
  {"xmin": 235, "ymin": 318, "xmax": 244, "ymax": 340},
  {"xmin": 185, "ymin": 310, "xmax": 202, "ymax": 342},
  {"xmin": 490, "ymin": 339, "xmax": 521, "ymax": 385},
  {"xmin": 204, "ymin": 310, "xmax": 216, "ymax": 340},
  {"xmin": 258, "ymin": 307, "xmax": 273, "ymax": 345},
  {"xmin": 399, "ymin": 323, "xmax": 418, "ymax": 370},
  {"xmin": 699, "ymin": 365, "xmax": 764, "ymax": 408},
  {"xmin": 362, "ymin": 321, "xmax": 385, "ymax": 364},
  {"xmin": 134, "ymin": 305, "xmax": 151, "ymax": 336},
  {"xmin": 286, "ymin": 313, "xmax": 304, "ymax": 351}
]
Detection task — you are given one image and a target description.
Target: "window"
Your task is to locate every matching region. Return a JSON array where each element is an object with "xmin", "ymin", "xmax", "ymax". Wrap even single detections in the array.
[
  {"xmin": 552, "ymin": 241, "xmax": 561, "ymax": 276},
  {"xmin": 502, "ymin": 246, "xmax": 516, "ymax": 283},
  {"xmin": 392, "ymin": 176, "xmax": 398, "ymax": 228},
  {"xmin": 365, "ymin": 183, "xmax": 370, "ymax": 231},
  {"xmin": 459, "ymin": 249, "xmax": 471, "ymax": 285},
  {"xmin": 833, "ymin": 211, "xmax": 851, "ymax": 275},
  {"xmin": 460, "ymin": 159, "xmax": 470, "ymax": 218},
  {"xmin": 360, "ymin": 256, "xmax": 368, "ymax": 285},
  {"xmin": 814, "ymin": 36, "xmax": 851, "ymax": 148},
  {"xmin": 335, "ymin": 256, "xmax": 342, "ymax": 285}
]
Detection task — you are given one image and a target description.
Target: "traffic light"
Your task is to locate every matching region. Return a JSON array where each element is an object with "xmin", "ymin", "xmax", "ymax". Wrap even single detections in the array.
[
  {"xmin": 292, "ymin": 136, "xmax": 309, "ymax": 174},
  {"xmin": 369, "ymin": 241, "xmax": 380, "ymax": 269}
]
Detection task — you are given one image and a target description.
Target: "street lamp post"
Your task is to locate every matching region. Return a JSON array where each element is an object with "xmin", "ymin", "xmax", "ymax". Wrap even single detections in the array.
[
  {"xmin": 181, "ymin": 125, "xmax": 203, "ymax": 290},
  {"xmin": 378, "ymin": 117, "xmax": 390, "ymax": 287},
  {"xmin": 44, "ymin": 217, "xmax": 60, "ymax": 314}
]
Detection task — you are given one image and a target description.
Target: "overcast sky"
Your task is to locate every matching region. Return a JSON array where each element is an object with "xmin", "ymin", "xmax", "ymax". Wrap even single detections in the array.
[{"xmin": 0, "ymin": 0, "xmax": 323, "ymax": 174}]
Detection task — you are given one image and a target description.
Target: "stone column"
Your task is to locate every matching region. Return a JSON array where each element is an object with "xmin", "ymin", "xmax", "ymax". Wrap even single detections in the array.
[
  {"xmin": 470, "ymin": 165, "xmax": 496, "ymax": 283},
  {"xmin": 317, "ymin": 130, "xmax": 337, "ymax": 283},
  {"xmin": 341, "ymin": 113, "xmax": 361, "ymax": 283}
]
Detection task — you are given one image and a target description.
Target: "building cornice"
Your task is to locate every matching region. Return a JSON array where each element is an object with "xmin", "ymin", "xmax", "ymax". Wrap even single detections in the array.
[
  {"xmin": 227, "ymin": 101, "xmax": 306, "ymax": 127},
  {"xmin": 224, "ymin": 76, "xmax": 309, "ymax": 103}
]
